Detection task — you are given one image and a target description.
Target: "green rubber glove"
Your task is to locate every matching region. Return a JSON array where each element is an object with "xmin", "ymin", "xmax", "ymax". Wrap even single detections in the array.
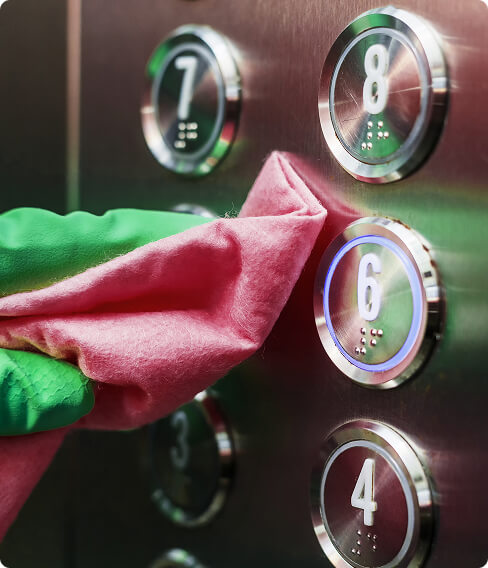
[{"xmin": 0, "ymin": 208, "xmax": 212, "ymax": 435}]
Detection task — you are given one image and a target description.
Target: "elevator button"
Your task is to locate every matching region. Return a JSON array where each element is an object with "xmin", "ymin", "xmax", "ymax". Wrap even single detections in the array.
[
  {"xmin": 311, "ymin": 421, "xmax": 433, "ymax": 568},
  {"xmin": 149, "ymin": 549, "xmax": 207, "ymax": 568},
  {"xmin": 149, "ymin": 391, "xmax": 234, "ymax": 527},
  {"xmin": 319, "ymin": 7, "xmax": 448, "ymax": 183},
  {"xmin": 142, "ymin": 25, "xmax": 241, "ymax": 176},
  {"xmin": 314, "ymin": 217, "xmax": 442, "ymax": 388}
]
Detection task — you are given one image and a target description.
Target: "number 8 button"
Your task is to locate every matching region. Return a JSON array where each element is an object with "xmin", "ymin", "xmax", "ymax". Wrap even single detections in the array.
[
  {"xmin": 314, "ymin": 217, "xmax": 443, "ymax": 388},
  {"xmin": 319, "ymin": 7, "xmax": 448, "ymax": 183}
]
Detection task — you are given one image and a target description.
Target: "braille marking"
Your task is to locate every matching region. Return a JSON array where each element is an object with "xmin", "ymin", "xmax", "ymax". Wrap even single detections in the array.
[
  {"xmin": 378, "ymin": 131, "xmax": 384, "ymax": 139},
  {"xmin": 355, "ymin": 347, "xmax": 361, "ymax": 355},
  {"xmin": 378, "ymin": 121, "xmax": 384, "ymax": 129},
  {"xmin": 371, "ymin": 339, "xmax": 377, "ymax": 347},
  {"xmin": 377, "ymin": 329, "xmax": 384, "ymax": 337},
  {"xmin": 360, "ymin": 347, "xmax": 367, "ymax": 355},
  {"xmin": 361, "ymin": 338, "xmax": 366, "ymax": 345},
  {"xmin": 384, "ymin": 131, "xmax": 390, "ymax": 139},
  {"xmin": 362, "ymin": 142, "xmax": 367, "ymax": 150},
  {"xmin": 367, "ymin": 142, "xmax": 373, "ymax": 150},
  {"xmin": 360, "ymin": 328, "xmax": 366, "ymax": 335},
  {"xmin": 367, "ymin": 132, "xmax": 373, "ymax": 140},
  {"xmin": 357, "ymin": 530, "xmax": 362, "ymax": 536},
  {"xmin": 371, "ymin": 329, "xmax": 377, "ymax": 337},
  {"xmin": 368, "ymin": 121, "xmax": 373, "ymax": 129},
  {"xmin": 174, "ymin": 140, "xmax": 186, "ymax": 149}
]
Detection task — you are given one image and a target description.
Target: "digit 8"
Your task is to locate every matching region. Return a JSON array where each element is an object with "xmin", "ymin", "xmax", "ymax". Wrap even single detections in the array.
[{"xmin": 363, "ymin": 44, "xmax": 389, "ymax": 115}]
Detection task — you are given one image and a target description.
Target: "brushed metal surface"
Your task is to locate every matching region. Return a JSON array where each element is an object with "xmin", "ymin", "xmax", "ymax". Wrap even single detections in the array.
[{"xmin": 2, "ymin": 1, "xmax": 488, "ymax": 567}]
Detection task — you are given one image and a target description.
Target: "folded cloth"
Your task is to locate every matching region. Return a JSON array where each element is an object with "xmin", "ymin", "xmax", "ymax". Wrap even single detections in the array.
[
  {"xmin": 0, "ymin": 209, "xmax": 212, "ymax": 436},
  {"xmin": 0, "ymin": 151, "xmax": 327, "ymax": 540}
]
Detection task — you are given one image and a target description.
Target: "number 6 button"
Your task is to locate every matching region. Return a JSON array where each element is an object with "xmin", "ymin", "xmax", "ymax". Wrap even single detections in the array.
[
  {"xmin": 314, "ymin": 217, "xmax": 443, "ymax": 388},
  {"xmin": 311, "ymin": 421, "xmax": 433, "ymax": 568},
  {"xmin": 149, "ymin": 390, "xmax": 234, "ymax": 527},
  {"xmin": 319, "ymin": 7, "xmax": 448, "ymax": 183},
  {"xmin": 141, "ymin": 25, "xmax": 241, "ymax": 176}
]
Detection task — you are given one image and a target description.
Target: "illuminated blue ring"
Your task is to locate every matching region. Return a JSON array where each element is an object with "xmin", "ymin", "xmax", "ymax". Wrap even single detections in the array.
[{"xmin": 323, "ymin": 235, "xmax": 423, "ymax": 372}]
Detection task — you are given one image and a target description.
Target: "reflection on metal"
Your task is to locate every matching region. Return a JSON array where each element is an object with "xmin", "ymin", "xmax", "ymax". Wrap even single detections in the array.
[
  {"xmin": 141, "ymin": 25, "xmax": 241, "ymax": 177},
  {"xmin": 314, "ymin": 217, "xmax": 443, "ymax": 388},
  {"xmin": 311, "ymin": 421, "xmax": 433, "ymax": 568},
  {"xmin": 149, "ymin": 390, "xmax": 234, "ymax": 527},
  {"xmin": 149, "ymin": 549, "xmax": 207, "ymax": 568},
  {"xmin": 171, "ymin": 203, "xmax": 217, "ymax": 218},
  {"xmin": 319, "ymin": 7, "xmax": 448, "ymax": 183},
  {"xmin": 66, "ymin": 0, "xmax": 82, "ymax": 211}
]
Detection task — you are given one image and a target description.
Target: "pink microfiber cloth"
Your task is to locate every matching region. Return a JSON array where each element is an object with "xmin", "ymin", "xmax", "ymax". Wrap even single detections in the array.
[{"xmin": 0, "ymin": 152, "xmax": 327, "ymax": 539}]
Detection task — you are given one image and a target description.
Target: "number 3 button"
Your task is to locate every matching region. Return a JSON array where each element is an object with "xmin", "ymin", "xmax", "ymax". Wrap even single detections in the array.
[
  {"xmin": 311, "ymin": 421, "xmax": 433, "ymax": 568},
  {"xmin": 319, "ymin": 7, "xmax": 448, "ymax": 183},
  {"xmin": 314, "ymin": 217, "xmax": 443, "ymax": 388},
  {"xmin": 149, "ymin": 391, "xmax": 234, "ymax": 527}
]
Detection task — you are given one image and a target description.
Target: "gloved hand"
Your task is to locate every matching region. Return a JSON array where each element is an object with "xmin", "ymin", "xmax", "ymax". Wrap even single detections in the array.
[
  {"xmin": 0, "ymin": 152, "xmax": 332, "ymax": 542},
  {"xmin": 0, "ymin": 208, "xmax": 211, "ymax": 435}
]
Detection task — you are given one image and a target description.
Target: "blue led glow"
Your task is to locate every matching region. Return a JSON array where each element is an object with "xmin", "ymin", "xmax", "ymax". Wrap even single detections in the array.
[{"xmin": 323, "ymin": 235, "xmax": 423, "ymax": 372}]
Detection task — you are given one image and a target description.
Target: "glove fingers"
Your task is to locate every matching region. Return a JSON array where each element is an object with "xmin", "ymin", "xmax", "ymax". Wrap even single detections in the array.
[
  {"xmin": 0, "ymin": 208, "xmax": 211, "ymax": 297},
  {"xmin": 0, "ymin": 348, "xmax": 94, "ymax": 435}
]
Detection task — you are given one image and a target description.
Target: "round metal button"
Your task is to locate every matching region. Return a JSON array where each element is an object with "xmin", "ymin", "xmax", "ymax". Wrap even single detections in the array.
[
  {"xmin": 149, "ymin": 550, "xmax": 207, "ymax": 568},
  {"xmin": 149, "ymin": 391, "xmax": 234, "ymax": 527},
  {"xmin": 141, "ymin": 25, "xmax": 241, "ymax": 176},
  {"xmin": 311, "ymin": 421, "xmax": 433, "ymax": 568},
  {"xmin": 319, "ymin": 7, "xmax": 448, "ymax": 183},
  {"xmin": 314, "ymin": 217, "xmax": 442, "ymax": 388}
]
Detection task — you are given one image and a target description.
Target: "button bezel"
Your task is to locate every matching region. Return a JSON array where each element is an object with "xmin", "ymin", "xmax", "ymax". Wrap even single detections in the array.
[
  {"xmin": 318, "ymin": 7, "xmax": 448, "ymax": 183},
  {"xmin": 310, "ymin": 420, "xmax": 433, "ymax": 568},
  {"xmin": 150, "ymin": 390, "xmax": 234, "ymax": 527},
  {"xmin": 149, "ymin": 549, "xmax": 206, "ymax": 568},
  {"xmin": 314, "ymin": 217, "xmax": 443, "ymax": 388},
  {"xmin": 141, "ymin": 25, "xmax": 241, "ymax": 176}
]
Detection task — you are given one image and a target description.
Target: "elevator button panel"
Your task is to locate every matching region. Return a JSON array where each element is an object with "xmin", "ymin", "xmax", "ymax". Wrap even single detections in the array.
[
  {"xmin": 319, "ymin": 7, "xmax": 448, "ymax": 183},
  {"xmin": 149, "ymin": 391, "xmax": 234, "ymax": 527},
  {"xmin": 314, "ymin": 217, "xmax": 442, "ymax": 388},
  {"xmin": 311, "ymin": 421, "xmax": 433, "ymax": 568},
  {"xmin": 142, "ymin": 25, "xmax": 241, "ymax": 176}
]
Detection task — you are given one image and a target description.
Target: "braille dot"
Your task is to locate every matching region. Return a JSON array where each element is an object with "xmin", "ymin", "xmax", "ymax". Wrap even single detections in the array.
[
  {"xmin": 178, "ymin": 123, "xmax": 186, "ymax": 130},
  {"xmin": 361, "ymin": 338, "xmax": 366, "ymax": 345},
  {"xmin": 367, "ymin": 142, "xmax": 373, "ymax": 150},
  {"xmin": 367, "ymin": 132, "xmax": 373, "ymax": 140},
  {"xmin": 373, "ymin": 545, "xmax": 377, "ymax": 551},
  {"xmin": 357, "ymin": 551, "xmax": 361, "ymax": 556},
  {"xmin": 360, "ymin": 347, "xmax": 367, "ymax": 355},
  {"xmin": 371, "ymin": 339, "xmax": 377, "ymax": 347},
  {"xmin": 357, "ymin": 530, "xmax": 362, "ymax": 536},
  {"xmin": 367, "ymin": 534, "xmax": 372, "ymax": 539},
  {"xmin": 378, "ymin": 121, "xmax": 384, "ymax": 129},
  {"xmin": 178, "ymin": 132, "xmax": 186, "ymax": 140},
  {"xmin": 361, "ymin": 142, "xmax": 367, "ymax": 150},
  {"xmin": 371, "ymin": 329, "xmax": 377, "ymax": 336},
  {"xmin": 384, "ymin": 131, "xmax": 390, "ymax": 139},
  {"xmin": 377, "ymin": 329, "xmax": 384, "ymax": 337},
  {"xmin": 357, "ymin": 540, "xmax": 361, "ymax": 546},
  {"xmin": 352, "ymin": 549, "xmax": 356, "ymax": 554},
  {"xmin": 368, "ymin": 121, "xmax": 373, "ymax": 129},
  {"xmin": 355, "ymin": 347, "xmax": 361, "ymax": 355},
  {"xmin": 373, "ymin": 535, "xmax": 377, "ymax": 541},
  {"xmin": 378, "ymin": 131, "xmax": 384, "ymax": 139},
  {"xmin": 360, "ymin": 328, "xmax": 366, "ymax": 335}
]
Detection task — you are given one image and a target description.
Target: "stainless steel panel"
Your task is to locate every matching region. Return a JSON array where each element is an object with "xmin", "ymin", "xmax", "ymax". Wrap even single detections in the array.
[{"xmin": 2, "ymin": 1, "xmax": 488, "ymax": 567}]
